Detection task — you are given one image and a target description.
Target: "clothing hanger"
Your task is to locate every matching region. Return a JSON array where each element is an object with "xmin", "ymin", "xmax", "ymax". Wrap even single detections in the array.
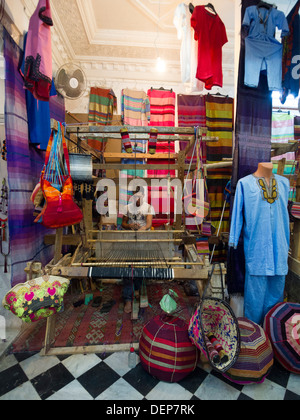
[
  {"xmin": 273, "ymin": 108, "xmax": 290, "ymax": 115},
  {"xmin": 208, "ymin": 91, "xmax": 229, "ymax": 98},
  {"xmin": 151, "ymin": 87, "xmax": 173, "ymax": 93},
  {"xmin": 189, "ymin": 3, "xmax": 217, "ymax": 15},
  {"xmin": 257, "ymin": 1, "xmax": 273, "ymax": 10},
  {"xmin": 205, "ymin": 3, "xmax": 217, "ymax": 15}
]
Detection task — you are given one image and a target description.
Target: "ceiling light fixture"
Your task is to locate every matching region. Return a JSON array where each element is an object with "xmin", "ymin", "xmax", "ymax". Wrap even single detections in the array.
[
  {"xmin": 156, "ymin": 56, "xmax": 166, "ymax": 72},
  {"xmin": 154, "ymin": 0, "xmax": 166, "ymax": 73}
]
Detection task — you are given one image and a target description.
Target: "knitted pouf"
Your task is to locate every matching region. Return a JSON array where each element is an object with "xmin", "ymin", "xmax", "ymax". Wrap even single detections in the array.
[
  {"xmin": 264, "ymin": 302, "xmax": 300, "ymax": 374},
  {"xmin": 139, "ymin": 315, "xmax": 198, "ymax": 383},
  {"xmin": 223, "ymin": 317, "xmax": 274, "ymax": 385}
]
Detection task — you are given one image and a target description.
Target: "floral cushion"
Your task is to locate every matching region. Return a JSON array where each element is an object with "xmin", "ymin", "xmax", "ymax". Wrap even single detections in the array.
[{"xmin": 2, "ymin": 276, "xmax": 70, "ymax": 323}]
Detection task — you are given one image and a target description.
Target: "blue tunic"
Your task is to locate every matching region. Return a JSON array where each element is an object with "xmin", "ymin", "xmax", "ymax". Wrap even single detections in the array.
[
  {"xmin": 242, "ymin": 6, "xmax": 289, "ymax": 91},
  {"xmin": 229, "ymin": 174, "xmax": 290, "ymax": 277}
]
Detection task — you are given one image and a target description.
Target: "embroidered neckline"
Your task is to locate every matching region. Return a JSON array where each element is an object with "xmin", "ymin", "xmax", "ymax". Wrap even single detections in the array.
[
  {"xmin": 256, "ymin": 6, "xmax": 272, "ymax": 32},
  {"xmin": 253, "ymin": 175, "xmax": 278, "ymax": 204}
]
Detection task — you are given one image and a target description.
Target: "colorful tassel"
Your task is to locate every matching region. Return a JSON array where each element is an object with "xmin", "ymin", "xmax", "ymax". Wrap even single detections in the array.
[
  {"xmin": 208, "ymin": 333, "xmax": 229, "ymax": 363},
  {"xmin": 205, "ymin": 335, "xmax": 220, "ymax": 364},
  {"xmin": 148, "ymin": 128, "xmax": 158, "ymax": 154},
  {"xmin": 121, "ymin": 128, "xmax": 133, "ymax": 154}
]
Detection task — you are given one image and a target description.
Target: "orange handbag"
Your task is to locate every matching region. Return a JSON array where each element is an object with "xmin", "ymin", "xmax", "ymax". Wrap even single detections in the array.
[{"xmin": 36, "ymin": 123, "xmax": 83, "ymax": 229}]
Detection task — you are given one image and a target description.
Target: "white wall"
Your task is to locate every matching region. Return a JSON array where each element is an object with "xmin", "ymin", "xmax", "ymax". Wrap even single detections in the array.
[{"xmin": 5, "ymin": 0, "xmax": 31, "ymax": 42}]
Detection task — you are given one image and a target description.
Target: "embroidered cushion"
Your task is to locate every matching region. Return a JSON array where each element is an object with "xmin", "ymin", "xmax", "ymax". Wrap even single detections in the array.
[{"xmin": 2, "ymin": 275, "xmax": 70, "ymax": 323}]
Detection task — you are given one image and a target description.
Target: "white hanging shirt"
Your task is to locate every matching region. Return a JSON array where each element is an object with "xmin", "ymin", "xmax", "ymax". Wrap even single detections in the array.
[
  {"xmin": 173, "ymin": 3, "xmax": 191, "ymax": 83},
  {"xmin": 174, "ymin": 3, "xmax": 204, "ymax": 91}
]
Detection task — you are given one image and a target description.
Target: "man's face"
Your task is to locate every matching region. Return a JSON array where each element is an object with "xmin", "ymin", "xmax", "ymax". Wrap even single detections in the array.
[{"xmin": 134, "ymin": 191, "xmax": 143, "ymax": 206}]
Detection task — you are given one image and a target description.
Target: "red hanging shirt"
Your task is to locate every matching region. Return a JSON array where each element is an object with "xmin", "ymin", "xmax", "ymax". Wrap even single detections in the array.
[{"xmin": 191, "ymin": 6, "xmax": 228, "ymax": 90}]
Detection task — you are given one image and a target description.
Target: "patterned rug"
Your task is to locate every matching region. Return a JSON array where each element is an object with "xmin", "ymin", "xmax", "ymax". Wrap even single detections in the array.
[{"xmin": 10, "ymin": 282, "xmax": 199, "ymax": 353}]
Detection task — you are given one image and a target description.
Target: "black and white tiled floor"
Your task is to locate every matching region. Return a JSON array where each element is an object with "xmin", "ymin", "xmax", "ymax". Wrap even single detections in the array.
[{"xmin": 0, "ymin": 350, "xmax": 300, "ymax": 401}]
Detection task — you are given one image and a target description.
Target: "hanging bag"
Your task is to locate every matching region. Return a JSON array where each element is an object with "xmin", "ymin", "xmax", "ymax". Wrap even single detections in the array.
[
  {"xmin": 183, "ymin": 130, "xmax": 210, "ymax": 230},
  {"xmin": 38, "ymin": 123, "xmax": 83, "ymax": 229},
  {"xmin": 188, "ymin": 263, "xmax": 241, "ymax": 373}
]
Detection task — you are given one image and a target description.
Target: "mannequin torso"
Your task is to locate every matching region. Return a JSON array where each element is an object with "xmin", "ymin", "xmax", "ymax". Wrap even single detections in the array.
[{"xmin": 253, "ymin": 162, "xmax": 273, "ymax": 186}]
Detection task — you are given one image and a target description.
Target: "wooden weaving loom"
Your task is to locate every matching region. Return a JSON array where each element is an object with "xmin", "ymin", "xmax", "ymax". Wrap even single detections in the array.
[{"xmin": 40, "ymin": 120, "xmax": 224, "ymax": 356}]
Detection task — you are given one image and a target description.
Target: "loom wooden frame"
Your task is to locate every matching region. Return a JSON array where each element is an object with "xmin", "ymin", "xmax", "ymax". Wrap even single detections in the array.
[{"xmin": 40, "ymin": 120, "xmax": 223, "ymax": 356}]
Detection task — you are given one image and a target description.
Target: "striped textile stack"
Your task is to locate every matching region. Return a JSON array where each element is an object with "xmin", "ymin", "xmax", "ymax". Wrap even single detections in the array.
[
  {"xmin": 223, "ymin": 318, "xmax": 274, "ymax": 385},
  {"xmin": 196, "ymin": 237, "xmax": 210, "ymax": 256},
  {"xmin": 205, "ymin": 95, "xmax": 234, "ymax": 237},
  {"xmin": 271, "ymin": 112, "xmax": 295, "ymax": 161},
  {"xmin": 88, "ymin": 87, "xmax": 117, "ymax": 152},
  {"xmin": 295, "ymin": 116, "xmax": 300, "ymax": 170},
  {"xmin": 139, "ymin": 315, "xmax": 198, "ymax": 383},
  {"xmin": 177, "ymin": 94, "xmax": 207, "ymax": 165},
  {"xmin": 121, "ymin": 88, "xmax": 150, "ymax": 126},
  {"xmin": 177, "ymin": 94, "xmax": 206, "ymax": 127},
  {"xmin": 147, "ymin": 89, "xmax": 176, "ymax": 178},
  {"xmin": 295, "ymin": 116, "xmax": 300, "ymax": 141},
  {"xmin": 121, "ymin": 89, "xmax": 150, "ymax": 178}
]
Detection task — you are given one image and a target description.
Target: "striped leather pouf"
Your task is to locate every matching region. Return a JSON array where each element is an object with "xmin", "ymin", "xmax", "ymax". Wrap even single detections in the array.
[
  {"xmin": 139, "ymin": 315, "xmax": 198, "ymax": 383},
  {"xmin": 223, "ymin": 318, "xmax": 274, "ymax": 385},
  {"xmin": 264, "ymin": 302, "xmax": 300, "ymax": 374}
]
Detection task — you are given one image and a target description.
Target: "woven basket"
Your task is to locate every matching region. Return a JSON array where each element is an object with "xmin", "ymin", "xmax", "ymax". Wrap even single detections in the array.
[
  {"xmin": 188, "ymin": 263, "xmax": 240, "ymax": 373},
  {"xmin": 139, "ymin": 315, "xmax": 198, "ymax": 383}
]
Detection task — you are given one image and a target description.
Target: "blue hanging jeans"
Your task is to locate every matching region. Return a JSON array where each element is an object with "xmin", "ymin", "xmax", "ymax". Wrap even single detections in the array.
[
  {"xmin": 244, "ymin": 270, "xmax": 286, "ymax": 325},
  {"xmin": 245, "ymin": 36, "xmax": 283, "ymax": 91}
]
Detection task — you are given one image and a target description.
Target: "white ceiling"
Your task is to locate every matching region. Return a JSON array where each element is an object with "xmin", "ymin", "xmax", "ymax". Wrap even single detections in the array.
[
  {"xmin": 0, "ymin": 0, "xmax": 237, "ymax": 113},
  {"xmin": 51, "ymin": 0, "xmax": 236, "ymax": 61},
  {"xmin": 4, "ymin": 0, "xmax": 297, "ymax": 113}
]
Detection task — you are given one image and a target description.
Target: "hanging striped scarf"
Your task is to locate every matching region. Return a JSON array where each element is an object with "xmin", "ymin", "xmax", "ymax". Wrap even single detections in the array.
[
  {"xmin": 177, "ymin": 94, "xmax": 207, "ymax": 165},
  {"xmin": 206, "ymin": 95, "xmax": 234, "ymax": 235},
  {"xmin": 147, "ymin": 89, "xmax": 176, "ymax": 178},
  {"xmin": 88, "ymin": 87, "xmax": 117, "ymax": 152}
]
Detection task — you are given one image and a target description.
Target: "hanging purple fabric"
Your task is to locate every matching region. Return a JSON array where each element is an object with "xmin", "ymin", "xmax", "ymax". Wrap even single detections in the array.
[
  {"xmin": 3, "ymin": 28, "xmax": 54, "ymax": 286},
  {"xmin": 228, "ymin": 0, "xmax": 273, "ymax": 296}
]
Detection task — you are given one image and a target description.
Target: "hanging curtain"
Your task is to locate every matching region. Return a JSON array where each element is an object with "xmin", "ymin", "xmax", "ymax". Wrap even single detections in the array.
[
  {"xmin": 228, "ymin": 0, "xmax": 273, "ymax": 296},
  {"xmin": 3, "ymin": 28, "xmax": 54, "ymax": 286}
]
